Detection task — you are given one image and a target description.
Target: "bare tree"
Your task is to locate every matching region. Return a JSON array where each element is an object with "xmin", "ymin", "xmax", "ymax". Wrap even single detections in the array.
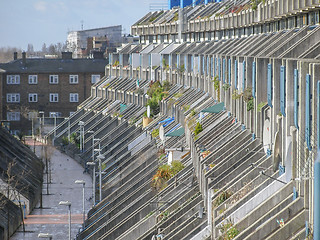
[
  {"xmin": 0, "ymin": 159, "xmax": 31, "ymax": 235},
  {"xmin": 41, "ymin": 142, "xmax": 54, "ymax": 195},
  {"xmin": 27, "ymin": 44, "xmax": 34, "ymax": 55},
  {"xmin": 41, "ymin": 43, "xmax": 47, "ymax": 54}
]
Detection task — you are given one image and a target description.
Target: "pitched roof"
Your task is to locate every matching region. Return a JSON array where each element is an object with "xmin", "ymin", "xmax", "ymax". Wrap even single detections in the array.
[{"xmin": 0, "ymin": 58, "xmax": 108, "ymax": 74}]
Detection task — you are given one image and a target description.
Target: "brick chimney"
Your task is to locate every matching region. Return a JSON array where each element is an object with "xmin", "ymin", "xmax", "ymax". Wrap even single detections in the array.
[
  {"xmin": 14, "ymin": 52, "xmax": 18, "ymax": 60},
  {"xmin": 22, "ymin": 52, "xmax": 26, "ymax": 65},
  {"xmin": 61, "ymin": 52, "xmax": 73, "ymax": 59}
]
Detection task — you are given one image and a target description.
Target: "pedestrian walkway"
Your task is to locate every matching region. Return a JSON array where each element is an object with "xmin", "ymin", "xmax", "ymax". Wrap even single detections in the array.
[{"xmin": 11, "ymin": 140, "xmax": 93, "ymax": 240}]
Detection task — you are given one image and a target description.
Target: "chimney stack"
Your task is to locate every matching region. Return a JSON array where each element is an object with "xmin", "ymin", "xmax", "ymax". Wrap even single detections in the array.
[
  {"xmin": 14, "ymin": 52, "xmax": 18, "ymax": 60},
  {"xmin": 22, "ymin": 52, "xmax": 26, "ymax": 65},
  {"xmin": 61, "ymin": 52, "xmax": 73, "ymax": 60}
]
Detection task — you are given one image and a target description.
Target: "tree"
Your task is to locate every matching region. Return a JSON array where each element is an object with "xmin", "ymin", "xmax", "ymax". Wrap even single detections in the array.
[
  {"xmin": 0, "ymin": 159, "xmax": 31, "ymax": 234},
  {"xmin": 48, "ymin": 44, "xmax": 56, "ymax": 55},
  {"xmin": 41, "ymin": 43, "xmax": 47, "ymax": 54},
  {"xmin": 27, "ymin": 43, "xmax": 34, "ymax": 55}
]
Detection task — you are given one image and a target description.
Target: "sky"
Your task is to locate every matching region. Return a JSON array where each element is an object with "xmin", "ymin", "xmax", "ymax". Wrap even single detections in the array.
[{"xmin": 0, "ymin": 0, "xmax": 153, "ymax": 51}]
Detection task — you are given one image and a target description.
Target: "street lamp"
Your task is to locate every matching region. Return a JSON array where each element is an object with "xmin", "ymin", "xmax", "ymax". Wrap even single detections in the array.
[
  {"xmin": 59, "ymin": 201, "xmax": 71, "ymax": 240},
  {"xmin": 97, "ymin": 154, "xmax": 105, "ymax": 202},
  {"xmin": 75, "ymin": 180, "xmax": 86, "ymax": 225},
  {"xmin": 78, "ymin": 121, "xmax": 84, "ymax": 152},
  {"xmin": 65, "ymin": 117, "xmax": 70, "ymax": 142},
  {"xmin": 38, "ymin": 233, "xmax": 53, "ymax": 240},
  {"xmin": 86, "ymin": 161, "xmax": 96, "ymax": 205},
  {"xmin": 53, "ymin": 113, "xmax": 57, "ymax": 146},
  {"xmin": 39, "ymin": 111, "xmax": 44, "ymax": 139}
]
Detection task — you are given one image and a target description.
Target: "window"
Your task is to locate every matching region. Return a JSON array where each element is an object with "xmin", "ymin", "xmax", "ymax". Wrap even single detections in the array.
[
  {"xmin": 69, "ymin": 75, "xmax": 78, "ymax": 84},
  {"xmin": 49, "ymin": 93, "xmax": 59, "ymax": 102},
  {"xmin": 7, "ymin": 75, "xmax": 20, "ymax": 84},
  {"xmin": 7, "ymin": 93, "xmax": 20, "ymax": 103},
  {"xmin": 28, "ymin": 111, "xmax": 38, "ymax": 120},
  {"xmin": 29, "ymin": 93, "xmax": 38, "ymax": 102},
  {"xmin": 49, "ymin": 112, "xmax": 62, "ymax": 117},
  {"xmin": 49, "ymin": 75, "xmax": 59, "ymax": 84},
  {"xmin": 10, "ymin": 130, "xmax": 20, "ymax": 136},
  {"xmin": 70, "ymin": 93, "xmax": 79, "ymax": 102},
  {"xmin": 28, "ymin": 75, "xmax": 38, "ymax": 84},
  {"xmin": 91, "ymin": 75, "xmax": 101, "ymax": 84},
  {"xmin": 7, "ymin": 112, "xmax": 20, "ymax": 121}
]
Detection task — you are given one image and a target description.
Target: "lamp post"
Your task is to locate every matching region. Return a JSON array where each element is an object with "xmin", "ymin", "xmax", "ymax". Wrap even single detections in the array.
[
  {"xmin": 38, "ymin": 233, "xmax": 53, "ymax": 240},
  {"xmin": 75, "ymin": 180, "xmax": 86, "ymax": 225},
  {"xmin": 97, "ymin": 154, "xmax": 105, "ymax": 202},
  {"xmin": 59, "ymin": 201, "xmax": 71, "ymax": 240},
  {"xmin": 78, "ymin": 121, "xmax": 84, "ymax": 152},
  {"xmin": 87, "ymin": 130, "xmax": 95, "ymax": 160},
  {"xmin": 86, "ymin": 161, "xmax": 96, "ymax": 205},
  {"xmin": 65, "ymin": 117, "xmax": 70, "ymax": 142},
  {"xmin": 53, "ymin": 113, "xmax": 57, "ymax": 146}
]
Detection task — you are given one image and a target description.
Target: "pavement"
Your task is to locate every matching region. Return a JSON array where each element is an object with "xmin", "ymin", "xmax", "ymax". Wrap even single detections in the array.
[{"xmin": 10, "ymin": 139, "xmax": 93, "ymax": 240}]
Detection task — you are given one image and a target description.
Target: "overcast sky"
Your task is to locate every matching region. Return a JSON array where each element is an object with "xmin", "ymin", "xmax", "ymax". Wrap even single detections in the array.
[{"xmin": 0, "ymin": 0, "xmax": 154, "ymax": 50}]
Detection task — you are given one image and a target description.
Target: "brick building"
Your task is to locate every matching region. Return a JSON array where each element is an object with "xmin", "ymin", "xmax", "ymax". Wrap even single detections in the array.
[{"xmin": 0, "ymin": 52, "xmax": 108, "ymax": 135}]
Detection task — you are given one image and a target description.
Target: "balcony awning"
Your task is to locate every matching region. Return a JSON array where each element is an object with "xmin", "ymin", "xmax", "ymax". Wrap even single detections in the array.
[
  {"xmin": 158, "ymin": 117, "xmax": 174, "ymax": 127},
  {"xmin": 165, "ymin": 127, "xmax": 185, "ymax": 137},
  {"xmin": 201, "ymin": 102, "xmax": 225, "ymax": 113}
]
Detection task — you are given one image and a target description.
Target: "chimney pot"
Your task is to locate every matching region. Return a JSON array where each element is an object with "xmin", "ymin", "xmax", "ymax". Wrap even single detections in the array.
[{"xmin": 22, "ymin": 52, "xmax": 26, "ymax": 65}]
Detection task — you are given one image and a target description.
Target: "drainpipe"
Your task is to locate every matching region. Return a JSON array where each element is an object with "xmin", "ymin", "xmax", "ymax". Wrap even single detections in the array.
[{"xmin": 314, "ymin": 152, "xmax": 320, "ymax": 240}]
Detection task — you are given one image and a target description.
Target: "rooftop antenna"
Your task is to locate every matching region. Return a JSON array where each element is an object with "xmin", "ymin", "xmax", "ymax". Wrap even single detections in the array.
[{"xmin": 81, "ymin": 20, "xmax": 84, "ymax": 30}]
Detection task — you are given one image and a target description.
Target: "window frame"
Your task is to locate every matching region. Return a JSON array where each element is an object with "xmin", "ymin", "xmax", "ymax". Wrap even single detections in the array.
[
  {"xmin": 49, "ymin": 112, "xmax": 62, "ymax": 117},
  {"xmin": 91, "ymin": 74, "xmax": 101, "ymax": 84},
  {"xmin": 69, "ymin": 93, "xmax": 79, "ymax": 102},
  {"xmin": 49, "ymin": 93, "xmax": 59, "ymax": 102},
  {"xmin": 7, "ymin": 112, "xmax": 20, "ymax": 121},
  {"xmin": 49, "ymin": 75, "xmax": 59, "ymax": 84},
  {"xmin": 28, "ymin": 93, "xmax": 38, "ymax": 102},
  {"xmin": 69, "ymin": 75, "xmax": 79, "ymax": 84},
  {"xmin": 6, "ymin": 93, "xmax": 20, "ymax": 103},
  {"xmin": 28, "ymin": 75, "xmax": 38, "ymax": 84},
  {"xmin": 7, "ymin": 75, "xmax": 20, "ymax": 84}
]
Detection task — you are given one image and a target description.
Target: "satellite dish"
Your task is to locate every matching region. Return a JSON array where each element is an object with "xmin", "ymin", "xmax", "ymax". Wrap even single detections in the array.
[
  {"xmin": 147, "ymin": 105, "xmax": 150, "ymax": 118},
  {"xmin": 273, "ymin": 131, "xmax": 281, "ymax": 172},
  {"xmin": 263, "ymin": 119, "xmax": 271, "ymax": 154},
  {"xmin": 285, "ymin": 141, "xmax": 292, "ymax": 182},
  {"xmin": 168, "ymin": 151, "xmax": 173, "ymax": 165},
  {"xmin": 159, "ymin": 125, "xmax": 165, "ymax": 141}
]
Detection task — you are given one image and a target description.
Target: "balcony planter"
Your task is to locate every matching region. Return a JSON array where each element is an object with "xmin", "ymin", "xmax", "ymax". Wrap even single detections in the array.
[{"xmin": 143, "ymin": 117, "xmax": 153, "ymax": 127}]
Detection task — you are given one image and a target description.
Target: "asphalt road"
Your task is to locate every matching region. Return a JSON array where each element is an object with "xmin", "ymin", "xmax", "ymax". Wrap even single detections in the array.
[{"xmin": 10, "ymin": 140, "xmax": 93, "ymax": 240}]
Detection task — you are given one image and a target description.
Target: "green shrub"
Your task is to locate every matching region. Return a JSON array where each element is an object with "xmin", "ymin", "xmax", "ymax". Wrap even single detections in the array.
[
  {"xmin": 152, "ymin": 129, "xmax": 159, "ymax": 138},
  {"xmin": 243, "ymin": 88, "xmax": 253, "ymax": 102},
  {"xmin": 222, "ymin": 83, "xmax": 230, "ymax": 91},
  {"xmin": 183, "ymin": 105, "xmax": 190, "ymax": 112},
  {"xmin": 194, "ymin": 122, "xmax": 203, "ymax": 136},
  {"xmin": 170, "ymin": 160, "xmax": 185, "ymax": 175},
  {"xmin": 151, "ymin": 161, "xmax": 185, "ymax": 191},
  {"xmin": 218, "ymin": 220, "xmax": 239, "ymax": 240},
  {"xmin": 190, "ymin": 109, "xmax": 197, "ymax": 117},
  {"xmin": 232, "ymin": 90, "xmax": 242, "ymax": 100},
  {"xmin": 213, "ymin": 190, "xmax": 232, "ymax": 207},
  {"xmin": 213, "ymin": 76, "xmax": 220, "ymax": 91},
  {"xmin": 257, "ymin": 101, "xmax": 267, "ymax": 112},
  {"xmin": 247, "ymin": 99, "xmax": 254, "ymax": 111},
  {"xmin": 61, "ymin": 136, "xmax": 69, "ymax": 146}
]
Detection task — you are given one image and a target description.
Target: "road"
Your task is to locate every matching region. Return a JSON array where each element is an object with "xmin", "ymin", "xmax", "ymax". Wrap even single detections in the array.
[{"xmin": 10, "ymin": 139, "xmax": 93, "ymax": 240}]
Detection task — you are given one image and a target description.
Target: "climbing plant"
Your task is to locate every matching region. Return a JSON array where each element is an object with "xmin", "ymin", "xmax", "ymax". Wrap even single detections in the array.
[{"xmin": 146, "ymin": 81, "xmax": 170, "ymax": 117}]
